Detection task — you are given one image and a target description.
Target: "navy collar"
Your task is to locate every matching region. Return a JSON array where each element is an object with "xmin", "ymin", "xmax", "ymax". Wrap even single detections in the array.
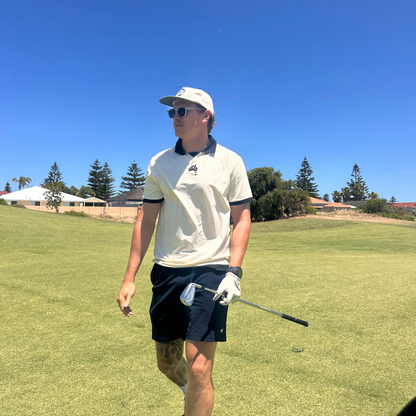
[{"xmin": 175, "ymin": 135, "xmax": 217, "ymax": 156}]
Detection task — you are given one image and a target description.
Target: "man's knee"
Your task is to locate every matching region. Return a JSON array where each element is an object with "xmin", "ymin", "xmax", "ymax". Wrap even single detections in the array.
[
  {"xmin": 155, "ymin": 340, "xmax": 185, "ymax": 377},
  {"xmin": 187, "ymin": 359, "xmax": 212, "ymax": 380}
]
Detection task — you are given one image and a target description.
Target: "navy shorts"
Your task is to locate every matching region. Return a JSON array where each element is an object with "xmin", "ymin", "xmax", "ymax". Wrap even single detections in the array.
[{"xmin": 149, "ymin": 264, "xmax": 229, "ymax": 343}]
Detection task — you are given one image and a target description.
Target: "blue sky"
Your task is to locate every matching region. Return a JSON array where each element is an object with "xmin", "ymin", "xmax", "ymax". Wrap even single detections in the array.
[{"xmin": 1, "ymin": 0, "xmax": 415, "ymax": 201}]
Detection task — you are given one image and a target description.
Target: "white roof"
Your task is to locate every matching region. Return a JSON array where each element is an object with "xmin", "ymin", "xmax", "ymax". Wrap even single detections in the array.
[{"xmin": 0, "ymin": 186, "xmax": 85, "ymax": 202}]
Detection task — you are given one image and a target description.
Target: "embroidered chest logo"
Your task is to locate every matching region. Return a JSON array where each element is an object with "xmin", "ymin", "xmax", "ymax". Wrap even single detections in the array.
[{"xmin": 188, "ymin": 164, "xmax": 198, "ymax": 175}]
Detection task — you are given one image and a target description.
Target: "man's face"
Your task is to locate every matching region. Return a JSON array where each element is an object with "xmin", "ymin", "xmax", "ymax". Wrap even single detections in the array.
[{"xmin": 171, "ymin": 99, "xmax": 208, "ymax": 139}]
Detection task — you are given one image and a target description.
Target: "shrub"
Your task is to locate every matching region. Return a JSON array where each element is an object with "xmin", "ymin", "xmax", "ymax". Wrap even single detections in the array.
[
  {"xmin": 361, "ymin": 198, "xmax": 388, "ymax": 214},
  {"xmin": 64, "ymin": 211, "xmax": 89, "ymax": 217},
  {"xmin": 12, "ymin": 204, "xmax": 27, "ymax": 209},
  {"xmin": 303, "ymin": 205, "xmax": 317, "ymax": 215},
  {"xmin": 0, "ymin": 199, "xmax": 8, "ymax": 206}
]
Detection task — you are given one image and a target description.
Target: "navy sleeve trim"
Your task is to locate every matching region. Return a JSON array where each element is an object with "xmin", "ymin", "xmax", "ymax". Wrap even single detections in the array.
[
  {"xmin": 143, "ymin": 198, "xmax": 164, "ymax": 204},
  {"xmin": 229, "ymin": 198, "xmax": 252, "ymax": 206}
]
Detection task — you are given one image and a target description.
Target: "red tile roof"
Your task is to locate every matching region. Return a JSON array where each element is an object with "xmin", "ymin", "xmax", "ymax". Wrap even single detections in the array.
[
  {"xmin": 310, "ymin": 197, "xmax": 328, "ymax": 204},
  {"xmin": 0, "ymin": 191, "xmax": 9, "ymax": 196},
  {"xmin": 324, "ymin": 202, "xmax": 349, "ymax": 208},
  {"xmin": 394, "ymin": 202, "xmax": 416, "ymax": 208}
]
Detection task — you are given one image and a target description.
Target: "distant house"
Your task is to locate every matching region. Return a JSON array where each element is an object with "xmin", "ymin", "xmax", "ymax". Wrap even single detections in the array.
[
  {"xmin": 106, "ymin": 187, "xmax": 144, "ymax": 207},
  {"xmin": 322, "ymin": 202, "xmax": 350, "ymax": 212},
  {"xmin": 309, "ymin": 197, "xmax": 350, "ymax": 212},
  {"xmin": 309, "ymin": 197, "xmax": 329, "ymax": 211},
  {"xmin": 344, "ymin": 200, "xmax": 366, "ymax": 208},
  {"xmin": 394, "ymin": 202, "xmax": 416, "ymax": 212},
  {"xmin": 83, "ymin": 197, "xmax": 107, "ymax": 207},
  {"xmin": 0, "ymin": 191, "xmax": 9, "ymax": 197},
  {"xmin": 0, "ymin": 186, "xmax": 85, "ymax": 207}
]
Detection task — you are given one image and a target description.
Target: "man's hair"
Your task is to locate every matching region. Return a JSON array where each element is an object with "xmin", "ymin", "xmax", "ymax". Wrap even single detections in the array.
[{"xmin": 196, "ymin": 103, "xmax": 217, "ymax": 134}]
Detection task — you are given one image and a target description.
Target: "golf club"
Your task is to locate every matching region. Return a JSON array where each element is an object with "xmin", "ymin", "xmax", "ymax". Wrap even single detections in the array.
[{"xmin": 180, "ymin": 283, "xmax": 309, "ymax": 327}]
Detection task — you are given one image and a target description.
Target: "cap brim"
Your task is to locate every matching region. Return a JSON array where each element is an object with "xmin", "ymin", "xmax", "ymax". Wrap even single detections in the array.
[
  {"xmin": 159, "ymin": 96, "xmax": 177, "ymax": 107},
  {"xmin": 159, "ymin": 95, "xmax": 202, "ymax": 107}
]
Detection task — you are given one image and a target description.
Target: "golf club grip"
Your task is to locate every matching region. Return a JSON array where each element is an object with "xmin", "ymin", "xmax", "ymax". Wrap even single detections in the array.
[{"xmin": 282, "ymin": 314, "xmax": 309, "ymax": 327}]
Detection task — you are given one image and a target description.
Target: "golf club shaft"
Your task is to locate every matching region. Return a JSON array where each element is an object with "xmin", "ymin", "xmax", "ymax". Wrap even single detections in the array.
[{"xmin": 194, "ymin": 284, "xmax": 309, "ymax": 327}]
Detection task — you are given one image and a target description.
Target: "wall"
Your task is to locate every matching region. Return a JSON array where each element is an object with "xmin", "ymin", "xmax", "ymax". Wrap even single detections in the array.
[{"xmin": 24, "ymin": 205, "xmax": 140, "ymax": 219}]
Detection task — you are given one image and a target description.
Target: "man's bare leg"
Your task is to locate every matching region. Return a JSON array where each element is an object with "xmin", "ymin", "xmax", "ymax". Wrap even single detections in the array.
[
  {"xmin": 185, "ymin": 340, "xmax": 217, "ymax": 416},
  {"xmin": 156, "ymin": 339, "xmax": 188, "ymax": 387}
]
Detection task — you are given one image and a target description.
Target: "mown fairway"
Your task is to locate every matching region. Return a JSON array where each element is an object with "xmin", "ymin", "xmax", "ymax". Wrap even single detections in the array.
[{"xmin": 1, "ymin": 206, "xmax": 415, "ymax": 416}]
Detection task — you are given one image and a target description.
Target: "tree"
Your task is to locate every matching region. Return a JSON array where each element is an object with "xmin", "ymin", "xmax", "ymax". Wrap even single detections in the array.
[
  {"xmin": 368, "ymin": 192, "xmax": 379, "ymax": 200},
  {"xmin": 76, "ymin": 186, "xmax": 95, "ymax": 199},
  {"xmin": 322, "ymin": 193, "xmax": 330, "ymax": 202},
  {"xmin": 346, "ymin": 164, "xmax": 369, "ymax": 201},
  {"xmin": 69, "ymin": 186, "xmax": 79, "ymax": 195},
  {"xmin": 341, "ymin": 187, "xmax": 351, "ymax": 203},
  {"xmin": 101, "ymin": 162, "xmax": 116, "ymax": 200},
  {"xmin": 4, "ymin": 182, "xmax": 12, "ymax": 192},
  {"xmin": 332, "ymin": 190, "xmax": 342, "ymax": 203},
  {"xmin": 295, "ymin": 157, "xmax": 319, "ymax": 197},
  {"xmin": 120, "ymin": 161, "xmax": 145, "ymax": 191},
  {"xmin": 87, "ymin": 160, "xmax": 103, "ymax": 199},
  {"xmin": 361, "ymin": 198, "xmax": 388, "ymax": 214},
  {"xmin": 247, "ymin": 167, "xmax": 286, "ymax": 221},
  {"xmin": 12, "ymin": 176, "xmax": 32, "ymax": 190},
  {"xmin": 42, "ymin": 162, "xmax": 66, "ymax": 190},
  {"xmin": 282, "ymin": 182, "xmax": 311, "ymax": 217},
  {"xmin": 389, "ymin": 196, "xmax": 397, "ymax": 203},
  {"xmin": 45, "ymin": 182, "xmax": 63, "ymax": 213}
]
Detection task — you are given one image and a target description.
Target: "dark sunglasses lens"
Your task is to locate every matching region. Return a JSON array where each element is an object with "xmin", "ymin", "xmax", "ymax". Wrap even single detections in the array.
[
  {"xmin": 178, "ymin": 108, "xmax": 186, "ymax": 117},
  {"xmin": 168, "ymin": 109, "xmax": 175, "ymax": 118}
]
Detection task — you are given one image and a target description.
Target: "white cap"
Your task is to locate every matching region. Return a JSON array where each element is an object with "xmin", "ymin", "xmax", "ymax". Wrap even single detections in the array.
[{"xmin": 159, "ymin": 87, "xmax": 214, "ymax": 114}]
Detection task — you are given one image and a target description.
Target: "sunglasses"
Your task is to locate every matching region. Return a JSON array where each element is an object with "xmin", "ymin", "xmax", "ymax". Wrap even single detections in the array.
[{"xmin": 168, "ymin": 107, "xmax": 202, "ymax": 118}]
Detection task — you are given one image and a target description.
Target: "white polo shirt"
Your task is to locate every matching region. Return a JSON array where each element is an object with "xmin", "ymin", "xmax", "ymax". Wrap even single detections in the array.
[{"xmin": 143, "ymin": 136, "xmax": 252, "ymax": 267}]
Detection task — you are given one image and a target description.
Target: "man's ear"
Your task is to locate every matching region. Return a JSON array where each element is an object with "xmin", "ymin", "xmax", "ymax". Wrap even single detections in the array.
[{"xmin": 202, "ymin": 110, "xmax": 211, "ymax": 124}]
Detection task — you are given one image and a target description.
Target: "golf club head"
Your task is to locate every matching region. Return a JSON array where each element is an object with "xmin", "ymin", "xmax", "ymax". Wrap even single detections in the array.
[{"xmin": 180, "ymin": 283, "xmax": 196, "ymax": 306}]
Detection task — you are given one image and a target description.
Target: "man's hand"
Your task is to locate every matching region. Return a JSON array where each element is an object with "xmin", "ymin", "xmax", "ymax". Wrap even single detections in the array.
[
  {"xmin": 213, "ymin": 272, "xmax": 241, "ymax": 306},
  {"xmin": 117, "ymin": 281, "xmax": 136, "ymax": 316}
]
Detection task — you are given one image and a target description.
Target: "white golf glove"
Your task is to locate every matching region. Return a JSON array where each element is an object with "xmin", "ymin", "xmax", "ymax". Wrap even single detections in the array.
[{"xmin": 213, "ymin": 272, "xmax": 241, "ymax": 306}]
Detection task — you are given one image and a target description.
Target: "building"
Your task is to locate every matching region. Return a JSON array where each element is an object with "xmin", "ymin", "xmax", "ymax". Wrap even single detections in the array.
[
  {"xmin": 309, "ymin": 197, "xmax": 350, "ymax": 212},
  {"xmin": 83, "ymin": 197, "xmax": 107, "ymax": 207},
  {"xmin": 106, "ymin": 187, "xmax": 144, "ymax": 207},
  {"xmin": 344, "ymin": 200, "xmax": 366, "ymax": 209},
  {"xmin": 393, "ymin": 202, "xmax": 416, "ymax": 212},
  {"xmin": 309, "ymin": 197, "xmax": 329, "ymax": 211},
  {"xmin": 322, "ymin": 202, "xmax": 350, "ymax": 212},
  {"xmin": 0, "ymin": 186, "xmax": 85, "ymax": 207}
]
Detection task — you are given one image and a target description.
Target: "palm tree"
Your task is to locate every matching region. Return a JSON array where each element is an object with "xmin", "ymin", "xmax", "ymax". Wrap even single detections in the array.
[{"xmin": 12, "ymin": 176, "xmax": 32, "ymax": 190}]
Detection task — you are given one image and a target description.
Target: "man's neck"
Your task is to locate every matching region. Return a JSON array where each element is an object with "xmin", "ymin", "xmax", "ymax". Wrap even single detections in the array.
[{"xmin": 181, "ymin": 133, "xmax": 210, "ymax": 153}]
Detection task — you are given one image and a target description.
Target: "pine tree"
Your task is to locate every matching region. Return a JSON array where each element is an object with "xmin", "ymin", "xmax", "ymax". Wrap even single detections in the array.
[
  {"xmin": 120, "ymin": 161, "xmax": 145, "ymax": 191},
  {"xmin": 295, "ymin": 157, "xmax": 319, "ymax": 198},
  {"xmin": 4, "ymin": 182, "xmax": 12, "ymax": 192},
  {"xmin": 323, "ymin": 193, "xmax": 329, "ymax": 202},
  {"xmin": 87, "ymin": 159, "xmax": 103, "ymax": 199},
  {"xmin": 389, "ymin": 196, "xmax": 397, "ymax": 203},
  {"xmin": 42, "ymin": 162, "xmax": 66, "ymax": 189},
  {"xmin": 347, "ymin": 164, "xmax": 369, "ymax": 201},
  {"xmin": 45, "ymin": 182, "xmax": 63, "ymax": 213},
  {"xmin": 101, "ymin": 162, "xmax": 116, "ymax": 200}
]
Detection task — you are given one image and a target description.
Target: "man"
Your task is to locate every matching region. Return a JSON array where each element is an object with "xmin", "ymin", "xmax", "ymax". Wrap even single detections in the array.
[{"xmin": 117, "ymin": 87, "xmax": 252, "ymax": 416}]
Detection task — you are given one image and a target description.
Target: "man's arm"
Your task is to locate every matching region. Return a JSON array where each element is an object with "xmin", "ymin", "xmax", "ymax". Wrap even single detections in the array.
[
  {"xmin": 229, "ymin": 202, "xmax": 251, "ymax": 267},
  {"xmin": 117, "ymin": 202, "xmax": 161, "ymax": 316},
  {"xmin": 214, "ymin": 202, "xmax": 251, "ymax": 305}
]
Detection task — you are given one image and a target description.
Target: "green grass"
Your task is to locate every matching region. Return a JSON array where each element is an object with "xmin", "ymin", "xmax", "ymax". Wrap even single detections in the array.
[{"xmin": 1, "ymin": 206, "xmax": 415, "ymax": 415}]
